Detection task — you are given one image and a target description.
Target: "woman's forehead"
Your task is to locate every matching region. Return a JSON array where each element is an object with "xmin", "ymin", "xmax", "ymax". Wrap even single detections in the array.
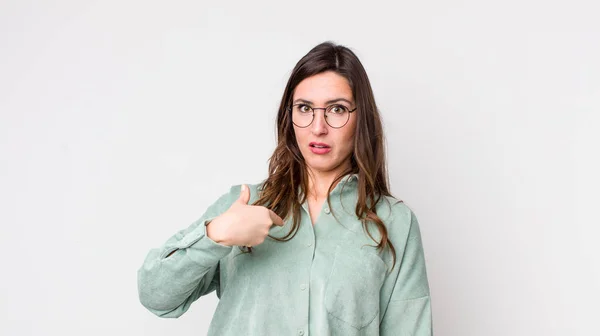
[{"xmin": 293, "ymin": 72, "xmax": 353, "ymax": 103}]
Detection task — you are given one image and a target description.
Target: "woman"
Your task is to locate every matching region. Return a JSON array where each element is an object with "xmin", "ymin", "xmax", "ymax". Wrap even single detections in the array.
[{"xmin": 137, "ymin": 41, "xmax": 433, "ymax": 335}]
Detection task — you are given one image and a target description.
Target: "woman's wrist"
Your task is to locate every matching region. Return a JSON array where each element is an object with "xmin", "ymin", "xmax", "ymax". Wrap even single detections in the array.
[{"xmin": 205, "ymin": 217, "xmax": 232, "ymax": 246}]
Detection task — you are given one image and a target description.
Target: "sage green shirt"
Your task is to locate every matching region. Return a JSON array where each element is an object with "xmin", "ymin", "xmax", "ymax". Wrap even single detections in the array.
[{"xmin": 137, "ymin": 174, "xmax": 433, "ymax": 335}]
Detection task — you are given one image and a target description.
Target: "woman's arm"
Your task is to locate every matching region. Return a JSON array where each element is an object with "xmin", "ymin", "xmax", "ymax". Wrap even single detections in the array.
[
  {"xmin": 163, "ymin": 219, "xmax": 224, "ymax": 258},
  {"xmin": 379, "ymin": 209, "xmax": 433, "ymax": 335},
  {"xmin": 136, "ymin": 186, "xmax": 236, "ymax": 318}
]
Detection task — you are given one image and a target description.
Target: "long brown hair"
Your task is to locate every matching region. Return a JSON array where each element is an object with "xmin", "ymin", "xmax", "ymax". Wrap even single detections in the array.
[{"xmin": 247, "ymin": 41, "xmax": 400, "ymax": 270}]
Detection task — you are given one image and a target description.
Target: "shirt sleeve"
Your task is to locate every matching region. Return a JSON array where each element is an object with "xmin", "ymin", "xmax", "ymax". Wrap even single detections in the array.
[
  {"xmin": 379, "ymin": 209, "xmax": 433, "ymax": 335},
  {"xmin": 137, "ymin": 185, "xmax": 239, "ymax": 318}
]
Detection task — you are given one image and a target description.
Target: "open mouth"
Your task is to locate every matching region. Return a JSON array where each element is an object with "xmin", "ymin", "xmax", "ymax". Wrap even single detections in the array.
[
  {"xmin": 309, "ymin": 142, "xmax": 331, "ymax": 148},
  {"xmin": 309, "ymin": 142, "xmax": 332, "ymax": 154}
]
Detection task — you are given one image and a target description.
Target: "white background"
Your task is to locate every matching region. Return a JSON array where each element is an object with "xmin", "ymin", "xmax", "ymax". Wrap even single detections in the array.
[{"xmin": 1, "ymin": 1, "xmax": 598, "ymax": 335}]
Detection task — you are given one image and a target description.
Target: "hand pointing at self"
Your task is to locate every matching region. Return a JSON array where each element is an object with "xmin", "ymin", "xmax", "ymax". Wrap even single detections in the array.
[{"xmin": 206, "ymin": 184, "xmax": 285, "ymax": 247}]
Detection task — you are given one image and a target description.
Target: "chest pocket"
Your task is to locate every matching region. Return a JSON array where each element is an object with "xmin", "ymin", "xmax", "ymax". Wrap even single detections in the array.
[{"xmin": 324, "ymin": 244, "xmax": 388, "ymax": 330}]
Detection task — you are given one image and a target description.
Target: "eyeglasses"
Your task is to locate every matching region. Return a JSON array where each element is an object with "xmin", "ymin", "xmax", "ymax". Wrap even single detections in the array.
[{"xmin": 288, "ymin": 103, "xmax": 357, "ymax": 128}]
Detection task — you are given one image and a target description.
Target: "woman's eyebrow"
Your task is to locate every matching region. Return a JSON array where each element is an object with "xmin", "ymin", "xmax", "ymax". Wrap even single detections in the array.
[{"xmin": 293, "ymin": 98, "xmax": 353, "ymax": 105}]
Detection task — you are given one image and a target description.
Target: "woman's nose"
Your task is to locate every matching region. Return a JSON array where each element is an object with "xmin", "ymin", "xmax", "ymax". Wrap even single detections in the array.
[{"xmin": 311, "ymin": 110, "xmax": 328, "ymax": 134}]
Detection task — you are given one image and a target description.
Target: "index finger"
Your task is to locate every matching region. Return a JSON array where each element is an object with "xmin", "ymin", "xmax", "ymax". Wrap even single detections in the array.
[{"xmin": 268, "ymin": 209, "xmax": 285, "ymax": 226}]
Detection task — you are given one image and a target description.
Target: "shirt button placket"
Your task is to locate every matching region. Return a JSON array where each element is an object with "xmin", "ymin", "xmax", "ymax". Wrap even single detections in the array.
[{"xmin": 297, "ymin": 249, "xmax": 310, "ymax": 336}]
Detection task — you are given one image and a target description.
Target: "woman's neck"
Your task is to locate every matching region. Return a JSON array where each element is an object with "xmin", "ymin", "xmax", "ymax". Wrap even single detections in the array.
[{"xmin": 306, "ymin": 165, "xmax": 352, "ymax": 201}]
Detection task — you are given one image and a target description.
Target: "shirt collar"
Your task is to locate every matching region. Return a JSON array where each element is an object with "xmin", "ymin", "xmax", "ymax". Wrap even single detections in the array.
[
  {"xmin": 301, "ymin": 172, "xmax": 359, "ymax": 196},
  {"xmin": 299, "ymin": 172, "xmax": 361, "ymax": 231},
  {"xmin": 256, "ymin": 173, "xmax": 358, "ymax": 193},
  {"xmin": 341, "ymin": 173, "xmax": 359, "ymax": 183}
]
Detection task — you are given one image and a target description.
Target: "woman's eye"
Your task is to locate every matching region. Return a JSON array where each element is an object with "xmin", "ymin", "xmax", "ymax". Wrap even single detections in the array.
[
  {"xmin": 330, "ymin": 105, "xmax": 348, "ymax": 113},
  {"xmin": 299, "ymin": 105, "xmax": 311, "ymax": 112}
]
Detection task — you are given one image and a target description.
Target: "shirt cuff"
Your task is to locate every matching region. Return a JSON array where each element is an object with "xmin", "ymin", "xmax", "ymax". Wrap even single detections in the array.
[{"xmin": 177, "ymin": 217, "xmax": 233, "ymax": 267}]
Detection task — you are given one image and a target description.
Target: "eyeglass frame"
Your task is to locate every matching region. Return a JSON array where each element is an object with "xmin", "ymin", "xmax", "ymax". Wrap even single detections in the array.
[{"xmin": 287, "ymin": 103, "xmax": 358, "ymax": 129}]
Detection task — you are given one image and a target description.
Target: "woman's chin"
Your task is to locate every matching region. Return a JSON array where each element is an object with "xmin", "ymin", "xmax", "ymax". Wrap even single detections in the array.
[{"xmin": 305, "ymin": 161, "xmax": 340, "ymax": 173}]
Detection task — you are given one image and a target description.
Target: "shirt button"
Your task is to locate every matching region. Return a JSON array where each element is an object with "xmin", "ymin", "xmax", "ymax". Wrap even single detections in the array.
[
  {"xmin": 300, "ymin": 284, "xmax": 307, "ymax": 290},
  {"xmin": 298, "ymin": 330, "xmax": 304, "ymax": 335},
  {"xmin": 324, "ymin": 207, "xmax": 330, "ymax": 214}
]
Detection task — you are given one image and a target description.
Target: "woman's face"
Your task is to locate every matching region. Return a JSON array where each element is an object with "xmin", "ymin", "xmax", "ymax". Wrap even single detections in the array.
[{"xmin": 292, "ymin": 71, "xmax": 357, "ymax": 175}]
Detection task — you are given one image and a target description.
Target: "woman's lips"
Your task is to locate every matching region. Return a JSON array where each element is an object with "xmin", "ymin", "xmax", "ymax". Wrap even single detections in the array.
[
  {"xmin": 309, "ymin": 142, "xmax": 330, "ymax": 148},
  {"xmin": 309, "ymin": 143, "xmax": 332, "ymax": 154}
]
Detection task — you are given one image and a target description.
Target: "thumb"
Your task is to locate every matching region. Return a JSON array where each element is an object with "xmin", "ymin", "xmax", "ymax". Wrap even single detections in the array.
[{"xmin": 237, "ymin": 184, "xmax": 251, "ymax": 205}]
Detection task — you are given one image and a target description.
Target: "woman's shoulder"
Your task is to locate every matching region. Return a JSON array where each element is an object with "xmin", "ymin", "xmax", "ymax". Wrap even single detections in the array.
[{"xmin": 375, "ymin": 195, "xmax": 420, "ymax": 240}]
